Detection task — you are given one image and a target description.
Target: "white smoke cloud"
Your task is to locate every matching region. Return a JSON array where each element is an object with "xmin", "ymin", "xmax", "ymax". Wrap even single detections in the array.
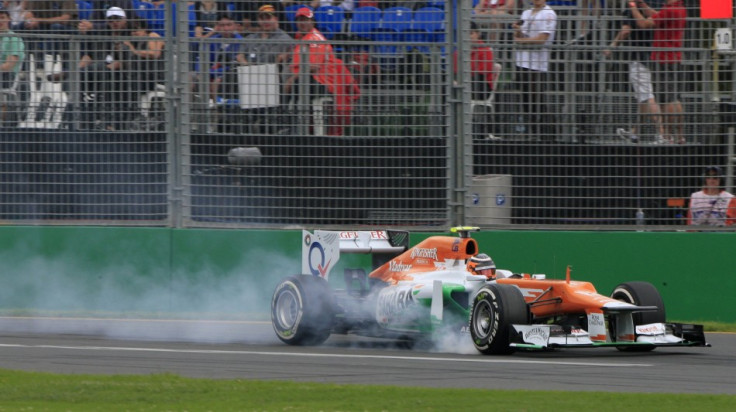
[
  {"xmin": 0, "ymin": 243, "xmax": 296, "ymax": 344},
  {"xmin": 1, "ymin": 243, "xmax": 484, "ymax": 354}
]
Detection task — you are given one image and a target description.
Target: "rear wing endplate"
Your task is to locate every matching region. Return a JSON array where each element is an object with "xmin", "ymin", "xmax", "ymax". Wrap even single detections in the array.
[{"xmin": 301, "ymin": 230, "xmax": 409, "ymax": 279}]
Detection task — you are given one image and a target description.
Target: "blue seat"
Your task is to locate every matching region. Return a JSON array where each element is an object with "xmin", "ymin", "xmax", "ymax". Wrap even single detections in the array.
[
  {"xmin": 314, "ymin": 5, "xmax": 345, "ymax": 40},
  {"xmin": 426, "ymin": 0, "xmax": 446, "ymax": 9},
  {"xmin": 373, "ymin": 7, "xmax": 413, "ymax": 72},
  {"xmin": 349, "ymin": 6, "xmax": 381, "ymax": 40},
  {"xmin": 148, "ymin": 2, "xmax": 166, "ymax": 35},
  {"xmin": 408, "ymin": 7, "xmax": 445, "ymax": 53},
  {"xmin": 285, "ymin": 4, "xmax": 313, "ymax": 32},
  {"xmin": 372, "ymin": 6, "xmax": 412, "ymax": 51},
  {"xmin": 133, "ymin": 0, "xmax": 154, "ymax": 20},
  {"xmin": 76, "ymin": 0, "xmax": 93, "ymax": 21},
  {"xmin": 378, "ymin": 6, "xmax": 413, "ymax": 39}
]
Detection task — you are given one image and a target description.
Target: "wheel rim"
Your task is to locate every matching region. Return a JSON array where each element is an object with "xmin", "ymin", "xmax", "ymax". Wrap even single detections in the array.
[
  {"xmin": 612, "ymin": 288, "xmax": 635, "ymax": 304},
  {"xmin": 275, "ymin": 289, "xmax": 300, "ymax": 330},
  {"xmin": 473, "ymin": 300, "xmax": 494, "ymax": 339}
]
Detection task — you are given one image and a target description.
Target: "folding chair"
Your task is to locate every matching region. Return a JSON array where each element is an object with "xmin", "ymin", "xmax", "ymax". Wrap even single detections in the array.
[{"xmin": 471, "ymin": 63, "xmax": 503, "ymax": 139}]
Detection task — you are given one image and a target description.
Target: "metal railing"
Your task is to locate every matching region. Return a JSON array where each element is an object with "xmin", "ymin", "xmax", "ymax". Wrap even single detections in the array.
[{"xmin": 0, "ymin": 1, "xmax": 734, "ymax": 230}]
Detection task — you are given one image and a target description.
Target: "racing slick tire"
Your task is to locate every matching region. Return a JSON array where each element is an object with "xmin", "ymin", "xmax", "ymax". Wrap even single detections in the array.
[
  {"xmin": 610, "ymin": 281, "xmax": 666, "ymax": 352},
  {"xmin": 271, "ymin": 275, "xmax": 335, "ymax": 346},
  {"xmin": 469, "ymin": 284, "xmax": 528, "ymax": 355}
]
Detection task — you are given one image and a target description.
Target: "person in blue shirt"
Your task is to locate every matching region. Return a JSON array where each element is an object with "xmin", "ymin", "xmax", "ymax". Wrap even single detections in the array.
[{"xmin": 206, "ymin": 12, "xmax": 246, "ymax": 104}]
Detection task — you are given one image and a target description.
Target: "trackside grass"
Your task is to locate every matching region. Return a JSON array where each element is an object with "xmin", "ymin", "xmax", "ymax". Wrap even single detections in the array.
[{"xmin": 0, "ymin": 369, "xmax": 734, "ymax": 411}]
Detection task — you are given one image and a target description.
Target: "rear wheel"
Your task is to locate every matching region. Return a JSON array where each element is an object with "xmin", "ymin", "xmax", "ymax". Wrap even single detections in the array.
[
  {"xmin": 611, "ymin": 281, "xmax": 665, "ymax": 352},
  {"xmin": 271, "ymin": 275, "xmax": 335, "ymax": 346},
  {"xmin": 469, "ymin": 284, "xmax": 528, "ymax": 355}
]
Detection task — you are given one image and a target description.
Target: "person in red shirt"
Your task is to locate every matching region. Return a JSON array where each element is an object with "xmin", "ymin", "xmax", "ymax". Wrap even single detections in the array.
[
  {"xmin": 474, "ymin": 0, "xmax": 516, "ymax": 43},
  {"xmin": 454, "ymin": 22, "xmax": 501, "ymax": 139},
  {"xmin": 629, "ymin": 0, "xmax": 686, "ymax": 144},
  {"xmin": 284, "ymin": 7, "xmax": 360, "ymax": 136},
  {"xmin": 457, "ymin": 22, "xmax": 500, "ymax": 101}
]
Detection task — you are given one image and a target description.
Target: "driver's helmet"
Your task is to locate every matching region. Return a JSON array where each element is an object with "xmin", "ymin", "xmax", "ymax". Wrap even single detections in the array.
[{"xmin": 467, "ymin": 253, "xmax": 497, "ymax": 279}]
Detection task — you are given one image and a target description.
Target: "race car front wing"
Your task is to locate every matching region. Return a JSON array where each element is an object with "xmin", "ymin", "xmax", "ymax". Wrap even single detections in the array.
[{"xmin": 509, "ymin": 322, "xmax": 709, "ymax": 350}]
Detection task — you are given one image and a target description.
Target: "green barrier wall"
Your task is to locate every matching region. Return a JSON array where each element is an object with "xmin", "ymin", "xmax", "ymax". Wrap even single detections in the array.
[{"xmin": 1, "ymin": 227, "xmax": 734, "ymax": 322}]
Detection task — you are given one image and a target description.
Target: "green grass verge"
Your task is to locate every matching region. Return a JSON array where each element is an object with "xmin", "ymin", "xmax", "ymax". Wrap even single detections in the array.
[
  {"xmin": 698, "ymin": 321, "xmax": 736, "ymax": 333},
  {"xmin": 2, "ymin": 316, "xmax": 730, "ymax": 411},
  {"xmin": 0, "ymin": 369, "xmax": 734, "ymax": 411}
]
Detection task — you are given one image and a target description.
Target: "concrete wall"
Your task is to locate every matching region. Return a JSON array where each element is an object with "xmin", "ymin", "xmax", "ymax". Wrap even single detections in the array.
[{"xmin": 1, "ymin": 227, "xmax": 734, "ymax": 322}]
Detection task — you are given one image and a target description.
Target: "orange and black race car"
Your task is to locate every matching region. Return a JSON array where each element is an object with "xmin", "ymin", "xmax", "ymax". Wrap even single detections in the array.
[{"xmin": 271, "ymin": 227, "xmax": 708, "ymax": 354}]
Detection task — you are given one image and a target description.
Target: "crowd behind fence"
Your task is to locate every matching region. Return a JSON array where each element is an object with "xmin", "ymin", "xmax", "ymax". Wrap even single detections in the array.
[{"xmin": 0, "ymin": 1, "xmax": 735, "ymax": 230}]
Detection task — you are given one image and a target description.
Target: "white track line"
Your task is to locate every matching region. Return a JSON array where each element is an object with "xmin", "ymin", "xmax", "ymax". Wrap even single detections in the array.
[
  {"xmin": 0, "ymin": 344, "xmax": 652, "ymax": 367},
  {"xmin": 0, "ymin": 316, "xmax": 270, "ymax": 325}
]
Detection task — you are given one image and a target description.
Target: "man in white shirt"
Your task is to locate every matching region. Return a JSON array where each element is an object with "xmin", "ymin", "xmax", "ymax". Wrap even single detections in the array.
[{"xmin": 512, "ymin": 0, "xmax": 556, "ymax": 141}]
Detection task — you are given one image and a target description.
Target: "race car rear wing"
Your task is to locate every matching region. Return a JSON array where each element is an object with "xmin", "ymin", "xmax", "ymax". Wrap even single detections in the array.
[{"xmin": 301, "ymin": 230, "xmax": 409, "ymax": 280}]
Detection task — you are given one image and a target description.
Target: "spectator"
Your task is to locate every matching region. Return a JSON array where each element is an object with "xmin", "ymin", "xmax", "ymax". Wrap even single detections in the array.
[
  {"xmin": 241, "ymin": 4, "xmax": 293, "ymax": 133},
  {"xmin": 241, "ymin": 4, "xmax": 294, "ymax": 134},
  {"xmin": 687, "ymin": 166, "xmax": 736, "ymax": 227},
  {"xmin": 454, "ymin": 21, "xmax": 502, "ymax": 139},
  {"xmin": 1, "ymin": 5, "xmax": 25, "ymax": 123},
  {"xmin": 241, "ymin": 4, "xmax": 292, "ymax": 76},
  {"xmin": 77, "ymin": 0, "xmax": 134, "ymax": 34},
  {"xmin": 0, "ymin": 5, "xmax": 24, "ymax": 85},
  {"xmin": 629, "ymin": 0, "xmax": 686, "ymax": 144},
  {"xmin": 241, "ymin": 4, "xmax": 292, "ymax": 66},
  {"xmin": 578, "ymin": 0, "xmax": 601, "ymax": 37},
  {"xmin": 474, "ymin": 0, "xmax": 516, "ymax": 17},
  {"xmin": 605, "ymin": 4, "xmax": 665, "ymax": 143},
  {"xmin": 193, "ymin": 0, "xmax": 229, "ymax": 38},
  {"xmin": 120, "ymin": 18, "xmax": 165, "ymax": 98},
  {"xmin": 512, "ymin": 0, "xmax": 556, "ymax": 141},
  {"xmin": 3, "ymin": 0, "xmax": 29, "ymax": 31},
  {"xmin": 205, "ymin": 13, "xmax": 247, "ymax": 105},
  {"xmin": 284, "ymin": 7, "xmax": 359, "ymax": 136},
  {"xmin": 232, "ymin": 0, "xmax": 286, "ymax": 34},
  {"xmin": 77, "ymin": 1, "xmax": 134, "ymax": 82},
  {"xmin": 57, "ymin": 6, "xmax": 134, "ymax": 130},
  {"xmin": 24, "ymin": 0, "xmax": 78, "ymax": 56},
  {"xmin": 474, "ymin": 0, "xmax": 516, "ymax": 43},
  {"xmin": 464, "ymin": 22, "xmax": 500, "ymax": 102}
]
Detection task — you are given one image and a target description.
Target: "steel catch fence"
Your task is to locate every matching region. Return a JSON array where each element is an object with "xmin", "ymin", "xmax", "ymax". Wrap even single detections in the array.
[{"xmin": 0, "ymin": 0, "xmax": 734, "ymax": 230}]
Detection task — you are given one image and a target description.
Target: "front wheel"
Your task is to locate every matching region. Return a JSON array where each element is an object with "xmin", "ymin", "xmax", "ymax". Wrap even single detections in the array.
[
  {"xmin": 271, "ymin": 275, "xmax": 335, "ymax": 346},
  {"xmin": 469, "ymin": 284, "xmax": 528, "ymax": 355},
  {"xmin": 611, "ymin": 281, "xmax": 665, "ymax": 352}
]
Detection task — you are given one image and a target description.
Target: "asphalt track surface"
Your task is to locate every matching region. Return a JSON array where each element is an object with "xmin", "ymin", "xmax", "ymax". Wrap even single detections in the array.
[{"xmin": 0, "ymin": 317, "xmax": 734, "ymax": 394}]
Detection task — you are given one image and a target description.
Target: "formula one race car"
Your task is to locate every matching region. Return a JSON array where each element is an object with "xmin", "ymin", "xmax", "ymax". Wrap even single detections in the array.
[{"xmin": 271, "ymin": 228, "xmax": 708, "ymax": 354}]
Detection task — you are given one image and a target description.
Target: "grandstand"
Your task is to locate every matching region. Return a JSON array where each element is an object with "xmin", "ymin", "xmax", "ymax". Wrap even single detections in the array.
[{"xmin": 0, "ymin": 1, "xmax": 734, "ymax": 230}]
